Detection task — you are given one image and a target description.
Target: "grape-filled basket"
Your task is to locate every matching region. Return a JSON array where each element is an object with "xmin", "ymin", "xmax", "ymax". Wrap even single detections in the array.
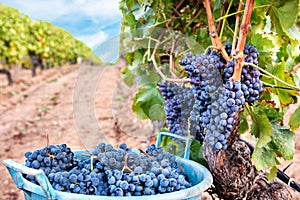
[{"xmin": 3, "ymin": 133, "xmax": 213, "ymax": 200}]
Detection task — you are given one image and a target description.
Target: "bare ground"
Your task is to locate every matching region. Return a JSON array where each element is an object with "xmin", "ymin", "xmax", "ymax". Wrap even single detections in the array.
[{"xmin": 0, "ymin": 62, "xmax": 299, "ymax": 200}]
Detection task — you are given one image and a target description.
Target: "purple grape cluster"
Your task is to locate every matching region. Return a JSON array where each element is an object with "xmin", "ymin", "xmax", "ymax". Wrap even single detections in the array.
[
  {"xmin": 180, "ymin": 52, "xmax": 223, "ymax": 96},
  {"xmin": 204, "ymin": 81, "xmax": 245, "ymax": 150},
  {"xmin": 179, "ymin": 53, "xmax": 225, "ymax": 141},
  {"xmin": 158, "ymin": 44, "xmax": 263, "ymax": 151},
  {"xmin": 223, "ymin": 44, "xmax": 263, "ymax": 104},
  {"xmin": 24, "ymin": 143, "xmax": 193, "ymax": 196},
  {"xmin": 158, "ymin": 82, "xmax": 194, "ymax": 137},
  {"xmin": 24, "ymin": 144, "xmax": 77, "ymax": 184}
]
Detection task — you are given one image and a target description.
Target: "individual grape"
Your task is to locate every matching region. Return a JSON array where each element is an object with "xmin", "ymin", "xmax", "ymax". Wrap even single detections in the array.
[
  {"xmin": 134, "ymin": 166, "xmax": 143, "ymax": 174},
  {"xmin": 115, "ymin": 188, "xmax": 124, "ymax": 196},
  {"xmin": 160, "ymin": 178, "xmax": 169, "ymax": 187},
  {"xmin": 119, "ymin": 181, "xmax": 129, "ymax": 190},
  {"xmin": 69, "ymin": 174, "xmax": 77, "ymax": 183},
  {"xmin": 32, "ymin": 160, "xmax": 40, "ymax": 169}
]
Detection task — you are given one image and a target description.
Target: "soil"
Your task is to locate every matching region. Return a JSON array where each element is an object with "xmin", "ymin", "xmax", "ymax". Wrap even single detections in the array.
[{"xmin": 0, "ymin": 62, "xmax": 299, "ymax": 200}]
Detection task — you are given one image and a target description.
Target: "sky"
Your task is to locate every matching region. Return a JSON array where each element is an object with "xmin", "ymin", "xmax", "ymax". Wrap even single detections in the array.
[{"xmin": 1, "ymin": 0, "xmax": 122, "ymax": 49}]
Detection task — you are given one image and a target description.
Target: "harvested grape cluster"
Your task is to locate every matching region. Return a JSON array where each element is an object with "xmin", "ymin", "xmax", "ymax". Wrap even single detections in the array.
[
  {"xmin": 24, "ymin": 143, "xmax": 193, "ymax": 196},
  {"xmin": 24, "ymin": 144, "xmax": 77, "ymax": 184}
]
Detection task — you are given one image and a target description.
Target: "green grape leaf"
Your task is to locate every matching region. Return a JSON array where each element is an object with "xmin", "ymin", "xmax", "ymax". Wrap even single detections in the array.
[
  {"xmin": 137, "ymin": 72, "xmax": 161, "ymax": 88},
  {"xmin": 284, "ymin": 45, "xmax": 295, "ymax": 72},
  {"xmin": 124, "ymin": 12, "xmax": 137, "ymax": 29},
  {"xmin": 273, "ymin": 0, "xmax": 298, "ymax": 30},
  {"xmin": 289, "ymin": 105, "xmax": 300, "ymax": 131},
  {"xmin": 271, "ymin": 125, "xmax": 295, "ymax": 160},
  {"xmin": 265, "ymin": 62, "xmax": 297, "ymax": 106},
  {"xmin": 213, "ymin": 0, "xmax": 223, "ymax": 19},
  {"xmin": 256, "ymin": 101, "xmax": 283, "ymax": 124},
  {"xmin": 266, "ymin": 166, "xmax": 278, "ymax": 181},
  {"xmin": 126, "ymin": 0, "xmax": 137, "ymax": 11},
  {"xmin": 132, "ymin": 84, "xmax": 165, "ymax": 121},
  {"xmin": 252, "ymin": 147, "xmax": 277, "ymax": 171},
  {"xmin": 250, "ymin": 34, "xmax": 275, "ymax": 55},
  {"xmin": 286, "ymin": 25, "xmax": 300, "ymax": 41},
  {"xmin": 190, "ymin": 140, "xmax": 208, "ymax": 168},
  {"xmin": 268, "ymin": 0, "xmax": 298, "ymax": 43},
  {"xmin": 121, "ymin": 66, "xmax": 135, "ymax": 86},
  {"xmin": 250, "ymin": 110, "xmax": 273, "ymax": 148},
  {"xmin": 239, "ymin": 111, "xmax": 249, "ymax": 134}
]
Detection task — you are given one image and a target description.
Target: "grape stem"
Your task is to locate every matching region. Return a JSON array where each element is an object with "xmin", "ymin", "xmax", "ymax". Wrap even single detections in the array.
[
  {"xmin": 122, "ymin": 153, "xmax": 133, "ymax": 172},
  {"xmin": 244, "ymin": 62, "xmax": 300, "ymax": 92},
  {"xmin": 262, "ymin": 81, "xmax": 299, "ymax": 91},
  {"xmin": 231, "ymin": 0, "xmax": 243, "ymax": 56},
  {"xmin": 215, "ymin": 5, "xmax": 270, "ymax": 22},
  {"xmin": 175, "ymin": 0, "xmax": 185, "ymax": 10},
  {"xmin": 219, "ymin": 0, "xmax": 233, "ymax": 40},
  {"xmin": 138, "ymin": 149, "xmax": 152, "ymax": 158},
  {"xmin": 291, "ymin": 62, "xmax": 300, "ymax": 74},
  {"xmin": 203, "ymin": 0, "xmax": 230, "ymax": 62},
  {"xmin": 90, "ymin": 156, "xmax": 95, "ymax": 172},
  {"xmin": 231, "ymin": 0, "xmax": 255, "ymax": 81}
]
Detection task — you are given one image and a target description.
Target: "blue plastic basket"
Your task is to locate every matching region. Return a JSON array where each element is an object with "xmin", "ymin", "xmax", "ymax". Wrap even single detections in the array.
[{"xmin": 3, "ymin": 149, "xmax": 212, "ymax": 200}]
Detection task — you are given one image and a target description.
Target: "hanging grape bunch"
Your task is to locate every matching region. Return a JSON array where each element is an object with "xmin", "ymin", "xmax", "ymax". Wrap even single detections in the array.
[
  {"xmin": 158, "ymin": 82, "xmax": 195, "ymax": 137},
  {"xmin": 223, "ymin": 44, "xmax": 263, "ymax": 104},
  {"xmin": 158, "ymin": 44, "xmax": 263, "ymax": 151}
]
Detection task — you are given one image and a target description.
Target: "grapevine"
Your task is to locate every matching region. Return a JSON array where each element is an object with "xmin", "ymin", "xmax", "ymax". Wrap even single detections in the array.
[{"xmin": 120, "ymin": 0, "xmax": 300, "ymax": 199}]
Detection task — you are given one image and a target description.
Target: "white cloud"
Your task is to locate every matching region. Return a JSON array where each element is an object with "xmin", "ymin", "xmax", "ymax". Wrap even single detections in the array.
[
  {"xmin": 77, "ymin": 30, "xmax": 108, "ymax": 47},
  {"xmin": 1, "ymin": 0, "xmax": 122, "ymax": 21}
]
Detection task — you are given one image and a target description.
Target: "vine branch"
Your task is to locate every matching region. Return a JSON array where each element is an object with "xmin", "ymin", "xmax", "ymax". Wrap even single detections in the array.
[
  {"xmin": 151, "ymin": 37, "xmax": 189, "ymax": 83},
  {"xmin": 203, "ymin": 0, "xmax": 230, "ymax": 62},
  {"xmin": 231, "ymin": 0, "xmax": 254, "ymax": 81},
  {"xmin": 169, "ymin": 41, "xmax": 177, "ymax": 78},
  {"xmin": 216, "ymin": 1, "xmax": 228, "ymax": 34}
]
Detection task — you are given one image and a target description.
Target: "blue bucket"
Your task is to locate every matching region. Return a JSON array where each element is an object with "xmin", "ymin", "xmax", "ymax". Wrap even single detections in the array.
[{"xmin": 3, "ymin": 150, "xmax": 212, "ymax": 200}]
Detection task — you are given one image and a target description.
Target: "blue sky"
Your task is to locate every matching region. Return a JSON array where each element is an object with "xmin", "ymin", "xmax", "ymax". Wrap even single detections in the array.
[{"xmin": 1, "ymin": 0, "xmax": 122, "ymax": 49}]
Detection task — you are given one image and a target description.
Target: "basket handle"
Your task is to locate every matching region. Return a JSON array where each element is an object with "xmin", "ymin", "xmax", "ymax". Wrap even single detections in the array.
[
  {"xmin": 155, "ymin": 132, "xmax": 193, "ymax": 159},
  {"xmin": 3, "ymin": 159, "xmax": 56, "ymax": 199}
]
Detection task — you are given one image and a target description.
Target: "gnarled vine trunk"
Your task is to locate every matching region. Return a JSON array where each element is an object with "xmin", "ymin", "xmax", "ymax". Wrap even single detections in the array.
[{"xmin": 204, "ymin": 110, "xmax": 292, "ymax": 200}]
